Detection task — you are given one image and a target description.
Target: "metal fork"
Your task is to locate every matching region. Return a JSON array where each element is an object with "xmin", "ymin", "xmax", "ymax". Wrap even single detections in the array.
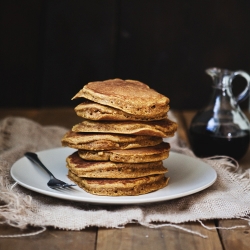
[{"xmin": 24, "ymin": 152, "xmax": 76, "ymax": 189}]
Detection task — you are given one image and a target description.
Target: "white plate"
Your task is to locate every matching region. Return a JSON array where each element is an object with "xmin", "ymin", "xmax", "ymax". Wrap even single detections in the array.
[{"xmin": 10, "ymin": 147, "xmax": 217, "ymax": 205}]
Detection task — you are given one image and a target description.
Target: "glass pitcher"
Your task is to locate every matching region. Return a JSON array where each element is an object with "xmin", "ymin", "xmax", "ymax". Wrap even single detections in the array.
[{"xmin": 189, "ymin": 67, "xmax": 250, "ymax": 160}]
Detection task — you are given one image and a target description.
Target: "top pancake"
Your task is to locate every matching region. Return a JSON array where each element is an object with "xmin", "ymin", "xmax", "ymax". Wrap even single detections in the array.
[{"xmin": 72, "ymin": 79, "xmax": 170, "ymax": 117}]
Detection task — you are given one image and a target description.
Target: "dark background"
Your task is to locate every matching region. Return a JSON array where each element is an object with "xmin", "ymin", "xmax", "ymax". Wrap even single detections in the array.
[{"xmin": 1, "ymin": 0, "xmax": 250, "ymax": 110}]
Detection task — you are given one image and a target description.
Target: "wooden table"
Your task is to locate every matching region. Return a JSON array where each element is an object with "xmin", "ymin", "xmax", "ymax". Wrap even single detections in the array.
[{"xmin": 0, "ymin": 108, "xmax": 249, "ymax": 250}]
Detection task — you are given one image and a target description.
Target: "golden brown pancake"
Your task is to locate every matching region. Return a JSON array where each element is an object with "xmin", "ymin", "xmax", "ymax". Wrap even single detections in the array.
[
  {"xmin": 74, "ymin": 100, "xmax": 169, "ymax": 121},
  {"xmin": 66, "ymin": 151, "xmax": 167, "ymax": 178},
  {"xmin": 72, "ymin": 79, "xmax": 169, "ymax": 117},
  {"xmin": 78, "ymin": 142, "xmax": 170, "ymax": 163},
  {"xmin": 72, "ymin": 118, "xmax": 178, "ymax": 138},
  {"xmin": 68, "ymin": 170, "xmax": 169, "ymax": 196},
  {"xmin": 61, "ymin": 131, "xmax": 162, "ymax": 150}
]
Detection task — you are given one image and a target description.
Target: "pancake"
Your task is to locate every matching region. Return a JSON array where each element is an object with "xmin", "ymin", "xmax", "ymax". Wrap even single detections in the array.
[
  {"xmin": 72, "ymin": 118, "xmax": 178, "ymax": 137},
  {"xmin": 74, "ymin": 100, "xmax": 169, "ymax": 121},
  {"xmin": 61, "ymin": 131, "xmax": 162, "ymax": 150},
  {"xmin": 68, "ymin": 170, "xmax": 169, "ymax": 196},
  {"xmin": 78, "ymin": 142, "xmax": 170, "ymax": 163},
  {"xmin": 66, "ymin": 151, "xmax": 167, "ymax": 178},
  {"xmin": 72, "ymin": 79, "xmax": 170, "ymax": 117}
]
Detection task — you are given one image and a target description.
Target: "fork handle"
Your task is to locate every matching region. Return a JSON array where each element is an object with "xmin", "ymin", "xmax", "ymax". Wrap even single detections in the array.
[{"xmin": 24, "ymin": 152, "xmax": 55, "ymax": 178}]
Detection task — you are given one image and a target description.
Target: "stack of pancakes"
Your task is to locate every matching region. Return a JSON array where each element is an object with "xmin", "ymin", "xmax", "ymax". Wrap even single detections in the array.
[{"xmin": 61, "ymin": 79, "xmax": 178, "ymax": 196}]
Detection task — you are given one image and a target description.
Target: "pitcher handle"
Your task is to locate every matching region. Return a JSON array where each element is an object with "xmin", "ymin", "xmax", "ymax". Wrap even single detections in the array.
[{"xmin": 231, "ymin": 70, "xmax": 250, "ymax": 103}]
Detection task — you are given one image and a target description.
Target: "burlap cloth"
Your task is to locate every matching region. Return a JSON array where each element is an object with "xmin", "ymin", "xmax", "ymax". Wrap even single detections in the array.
[{"xmin": 0, "ymin": 116, "xmax": 250, "ymax": 237}]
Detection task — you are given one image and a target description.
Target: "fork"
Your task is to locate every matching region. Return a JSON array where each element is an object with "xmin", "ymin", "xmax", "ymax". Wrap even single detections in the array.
[{"xmin": 24, "ymin": 152, "xmax": 76, "ymax": 189}]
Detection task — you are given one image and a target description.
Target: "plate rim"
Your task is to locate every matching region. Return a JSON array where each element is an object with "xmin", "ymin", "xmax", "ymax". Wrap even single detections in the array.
[{"xmin": 10, "ymin": 147, "xmax": 217, "ymax": 205}]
